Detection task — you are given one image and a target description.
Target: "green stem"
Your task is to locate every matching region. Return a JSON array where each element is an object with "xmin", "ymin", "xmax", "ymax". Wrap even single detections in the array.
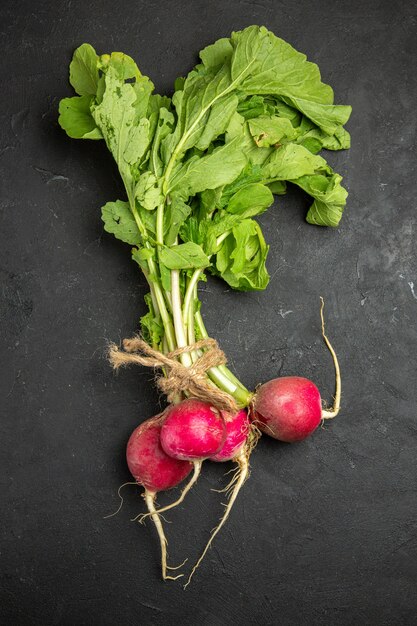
[
  {"xmin": 183, "ymin": 269, "xmax": 203, "ymax": 329},
  {"xmin": 182, "ymin": 262, "xmax": 252, "ymax": 407},
  {"xmin": 171, "ymin": 269, "xmax": 193, "ymax": 367},
  {"xmin": 156, "ymin": 200, "xmax": 165, "ymax": 247},
  {"xmin": 182, "ymin": 232, "xmax": 230, "ymax": 326},
  {"xmin": 194, "ymin": 309, "xmax": 252, "ymax": 407},
  {"xmin": 126, "ymin": 186, "xmax": 176, "ymax": 352}
]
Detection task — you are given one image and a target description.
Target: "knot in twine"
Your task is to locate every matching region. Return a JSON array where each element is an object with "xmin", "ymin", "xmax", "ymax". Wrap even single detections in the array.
[{"xmin": 108, "ymin": 337, "xmax": 238, "ymax": 414}]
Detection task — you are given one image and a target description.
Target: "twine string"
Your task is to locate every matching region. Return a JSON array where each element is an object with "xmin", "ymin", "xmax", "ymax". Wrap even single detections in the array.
[{"xmin": 108, "ymin": 337, "xmax": 238, "ymax": 414}]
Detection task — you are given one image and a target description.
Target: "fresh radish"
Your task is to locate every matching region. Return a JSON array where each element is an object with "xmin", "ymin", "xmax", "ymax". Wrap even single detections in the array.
[
  {"xmin": 254, "ymin": 377, "xmax": 322, "ymax": 442},
  {"xmin": 139, "ymin": 398, "xmax": 227, "ymax": 525},
  {"xmin": 160, "ymin": 398, "xmax": 226, "ymax": 460},
  {"xmin": 210, "ymin": 409, "xmax": 250, "ymax": 462},
  {"xmin": 254, "ymin": 298, "xmax": 341, "ymax": 442},
  {"xmin": 127, "ymin": 416, "xmax": 192, "ymax": 491},
  {"xmin": 126, "ymin": 415, "xmax": 192, "ymax": 580}
]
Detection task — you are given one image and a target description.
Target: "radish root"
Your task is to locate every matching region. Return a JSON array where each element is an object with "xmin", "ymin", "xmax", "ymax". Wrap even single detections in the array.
[
  {"xmin": 184, "ymin": 449, "xmax": 251, "ymax": 588},
  {"xmin": 139, "ymin": 460, "xmax": 202, "ymax": 523},
  {"xmin": 144, "ymin": 490, "xmax": 187, "ymax": 581},
  {"xmin": 319, "ymin": 297, "xmax": 341, "ymax": 419},
  {"xmin": 103, "ymin": 482, "xmax": 138, "ymax": 519}
]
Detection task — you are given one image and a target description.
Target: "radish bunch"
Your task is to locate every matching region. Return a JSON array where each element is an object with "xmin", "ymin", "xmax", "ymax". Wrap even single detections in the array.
[
  {"xmin": 58, "ymin": 25, "xmax": 349, "ymax": 585},
  {"xmin": 125, "ymin": 300, "xmax": 340, "ymax": 585}
]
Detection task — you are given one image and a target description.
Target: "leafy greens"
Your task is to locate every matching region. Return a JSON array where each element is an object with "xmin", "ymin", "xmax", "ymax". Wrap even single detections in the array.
[{"xmin": 59, "ymin": 25, "xmax": 351, "ymax": 389}]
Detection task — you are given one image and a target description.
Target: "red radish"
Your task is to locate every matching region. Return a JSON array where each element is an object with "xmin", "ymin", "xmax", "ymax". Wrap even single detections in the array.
[
  {"xmin": 139, "ymin": 398, "xmax": 227, "ymax": 526},
  {"xmin": 160, "ymin": 398, "xmax": 226, "ymax": 460},
  {"xmin": 126, "ymin": 416, "xmax": 192, "ymax": 491},
  {"xmin": 254, "ymin": 300, "xmax": 341, "ymax": 443},
  {"xmin": 254, "ymin": 377, "xmax": 322, "ymax": 442},
  {"xmin": 210, "ymin": 409, "xmax": 250, "ymax": 462},
  {"xmin": 126, "ymin": 415, "xmax": 192, "ymax": 580}
]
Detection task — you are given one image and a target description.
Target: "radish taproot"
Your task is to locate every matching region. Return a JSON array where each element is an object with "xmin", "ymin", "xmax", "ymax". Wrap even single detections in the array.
[
  {"xmin": 254, "ymin": 298, "xmax": 341, "ymax": 442},
  {"xmin": 185, "ymin": 409, "xmax": 255, "ymax": 586},
  {"xmin": 126, "ymin": 416, "xmax": 192, "ymax": 580}
]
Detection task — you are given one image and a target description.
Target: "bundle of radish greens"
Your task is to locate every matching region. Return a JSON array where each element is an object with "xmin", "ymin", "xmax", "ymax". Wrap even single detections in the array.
[{"xmin": 59, "ymin": 25, "xmax": 350, "ymax": 585}]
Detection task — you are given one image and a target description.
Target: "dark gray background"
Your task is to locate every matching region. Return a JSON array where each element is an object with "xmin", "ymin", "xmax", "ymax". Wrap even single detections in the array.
[{"xmin": 1, "ymin": 1, "xmax": 416, "ymax": 624}]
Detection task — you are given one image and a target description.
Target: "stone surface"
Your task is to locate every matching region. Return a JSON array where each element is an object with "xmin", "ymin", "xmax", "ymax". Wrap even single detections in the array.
[{"xmin": 1, "ymin": 1, "xmax": 416, "ymax": 624}]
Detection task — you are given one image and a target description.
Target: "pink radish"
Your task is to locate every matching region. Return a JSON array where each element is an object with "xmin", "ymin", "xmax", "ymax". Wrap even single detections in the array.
[
  {"xmin": 160, "ymin": 398, "xmax": 226, "ymax": 460},
  {"xmin": 139, "ymin": 398, "xmax": 227, "ymax": 526},
  {"xmin": 253, "ymin": 377, "xmax": 322, "ymax": 442},
  {"xmin": 210, "ymin": 409, "xmax": 250, "ymax": 462},
  {"xmin": 127, "ymin": 416, "xmax": 192, "ymax": 491},
  {"xmin": 126, "ymin": 415, "xmax": 191, "ymax": 580},
  {"xmin": 254, "ymin": 298, "xmax": 341, "ymax": 443}
]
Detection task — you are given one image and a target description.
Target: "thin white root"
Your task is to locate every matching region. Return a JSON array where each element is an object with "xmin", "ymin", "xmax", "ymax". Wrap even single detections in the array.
[
  {"xmin": 320, "ymin": 297, "xmax": 341, "ymax": 419},
  {"xmin": 144, "ymin": 490, "xmax": 185, "ymax": 581},
  {"xmin": 184, "ymin": 451, "xmax": 249, "ymax": 589},
  {"xmin": 211, "ymin": 464, "xmax": 242, "ymax": 494},
  {"xmin": 103, "ymin": 482, "xmax": 138, "ymax": 519},
  {"xmin": 139, "ymin": 461, "xmax": 202, "ymax": 523}
]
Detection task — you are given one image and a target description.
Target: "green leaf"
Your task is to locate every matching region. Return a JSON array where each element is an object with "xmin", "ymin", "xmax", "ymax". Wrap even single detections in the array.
[
  {"xmin": 135, "ymin": 172, "xmax": 162, "ymax": 211},
  {"xmin": 248, "ymin": 115, "xmax": 297, "ymax": 147},
  {"xmin": 232, "ymin": 122, "xmax": 274, "ymax": 167},
  {"xmin": 284, "ymin": 97, "xmax": 351, "ymax": 134},
  {"xmin": 179, "ymin": 216, "xmax": 217, "ymax": 256},
  {"xmin": 207, "ymin": 186, "xmax": 272, "ymax": 242},
  {"xmin": 160, "ymin": 242, "xmax": 210, "ymax": 270},
  {"xmin": 152, "ymin": 107, "xmax": 175, "ymax": 177},
  {"xmin": 262, "ymin": 143, "xmax": 329, "ymax": 182},
  {"xmin": 133, "ymin": 76, "xmax": 155, "ymax": 120},
  {"xmin": 91, "ymin": 55, "xmax": 155, "ymax": 174},
  {"xmin": 237, "ymin": 95, "xmax": 270, "ymax": 120},
  {"xmin": 101, "ymin": 51, "xmax": 141, "ymax": 81},
  {"xmin": 168, "ymin": 137, "xmax": 246, "ymax": 198},
  {"xmin": 322, "ymin": 126, "xmax": 351, "ymax": 150},
  {"xmin": 123, "ymin": 118, "xmax": 150, "ymax": 164},
  {"xmin": 294, "ymin": 173, "xmax": 348, "ymax": 227},
  {"xmin": 226, "ymin": 183, "xmax": 273, "ymax": 215},
  {"xmin": 70, "ymin": 43, "xmax": 99, "ymax": 96},
  {"xmin": 194, "ymin": 94, "xmax": 238, "ymax": 151},
  {"xmin": 58, "ymin": 96, "xmax": 102, "ymax": 139},
  {"xmin": 268, "ymin": 180, "xmax": 287, "ymax": 194},
  {"xmin": 101, "ymin": 200, "xmax": 141, "ymax": 245},
  {"xmin": 92, "ymin": 67, "xmax": 137, "ymax": 169},
  {"xmin": 167, "ymin": 64, "xmax": 235, "ymax": 159},
  {"xmin": 131, "ymin": 246, "xmax": 154, "ymax": 272},
  {"xmin": 231, "ymin": 26, "xmax": 334, "ymax": 104},
  {"xmin": 220, "ymin": 163, "xmax": 263, "ymax": 206},
  {"xmin": 164, "ymin": 197, "xmax": 192, "ymax": 246},
  {"xmin": 273, "ymin": 99, "xmax": 302, "ymax": 125},
  {"xmin": 137, "ymin": 204, "xmax": 157, "ymax": 236},
  {"xmin": 159, "ymin": 262, "xmax": 172, "ymax": 292},
  {"xmin": 215, "ymin": 219, "xmax": 269, "ymax": 291},
  {"xmin": 133, "ymin": 247, "xmax": 154, "ymax": 261},
  {"xmin": 200, "ymin": 38, "xmax": 233, "ymax": 69},
  {"xmin": 140, "ymin": 293, "xmax": 163, "ymax": 347},
  {"xmin": 199, "ymin": 187, "xmax": 224, "ymax": 219},
  {"xmin": 297, "ymin": 125, "xmax": 351, "ymax": 153}
]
